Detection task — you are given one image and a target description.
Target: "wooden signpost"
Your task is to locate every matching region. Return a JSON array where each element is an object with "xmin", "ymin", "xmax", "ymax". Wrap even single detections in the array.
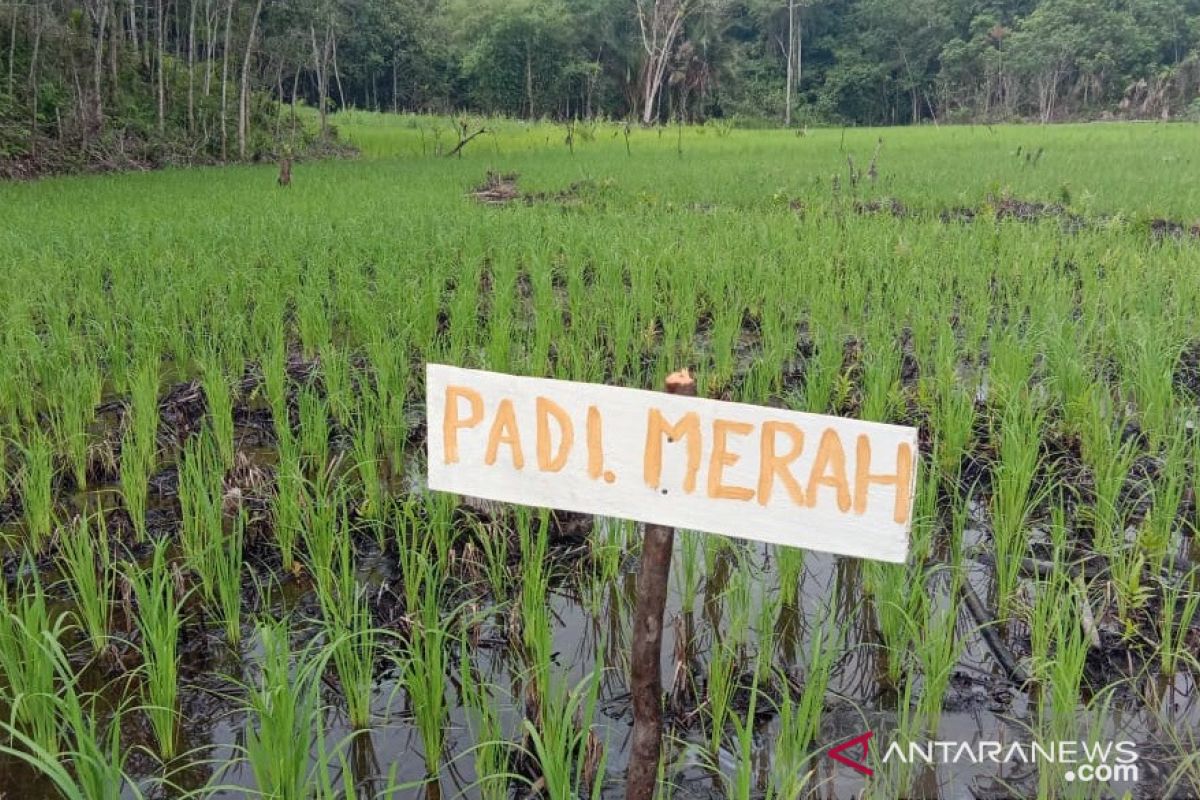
[{"xmin": 424, "ymin": 363, "xmax": 919, "ymax": 797}]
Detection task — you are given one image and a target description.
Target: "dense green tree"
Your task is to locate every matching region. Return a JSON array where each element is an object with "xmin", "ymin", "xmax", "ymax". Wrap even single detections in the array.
[{"xmin": 2, "ymin": 0, "xmax": 1199, "ymax": 174}]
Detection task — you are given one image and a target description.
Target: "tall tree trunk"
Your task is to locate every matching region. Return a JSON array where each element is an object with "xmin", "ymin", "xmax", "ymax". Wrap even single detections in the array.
[
  {"xmin": 141, "ymin": 0, "xmax": 149, "ymax": 67},
  {"xmin": 93, "ymin": 0, "xmax": 109, "ymax": 127},
  {"xmin": 28, "ymin": 1, "xmax": 41, "ymax": 157},
  {"xmin": 311, "ymin": 24, "xmax": 328, "ymax": 138},
  {"xmin": 218, "ymin": 0, "xmax": 232, "ymax": 158},
  {"xmin": 636, "ymin": 1, "xmax": 688, "ymax": 125},
  {"xmin": 391, "ymin": 56, "xmax": 397, "ymax": 113},
  {"xmin": 187, "ymin": 0, "xmax": 196, "ymax": 133},
  {"xmin": 784, "ymin": 0, "xmax": 794, "ymax": 126},
  {"xmin": 155, "ymin": 0, "xmax": 164, "ymax": 132},
  {"xmin": 202, "ymin": 0, "xmax": 215, "ymax": 98},
  {"xmin": 330, "ymin": 26, "xmax": 345, "ymax": 111},
  {"xmin": 8, "ymin": 2, "xmax": 19, "ymax": 100},
  {"xmin": 290, "ymin": 63, "xmax": 300, "ymax": 137},
  {"xmin": 109, "ymin": 0, "xmax": 119, "ymax": 92},
  {"xmin": 237, "ymin": 0, "xmax": 263, "ymax": 158},
  {"xmin": 796, "ymin": 8, "xmax": 803, "ymax": 112},
  {"xmin": 127, "ymin": 0, "xmax": 139, "ymax": 64},
  {"xmin": 525, "ymin": 42, "xmax": 533, "ymax": 117},
  {"xmin": 273, "ymin": 60, "xmax": 282, "ymax": 136}
]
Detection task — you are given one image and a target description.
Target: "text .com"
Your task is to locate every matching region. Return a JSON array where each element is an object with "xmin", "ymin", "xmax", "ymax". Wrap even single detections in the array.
[{"xmin": 828, "ymin": 733, "xmax": 1139, "ymax": 782}]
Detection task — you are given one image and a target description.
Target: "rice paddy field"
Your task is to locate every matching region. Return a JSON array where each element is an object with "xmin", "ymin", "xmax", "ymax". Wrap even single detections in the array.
[{"xmin": 1, "ymin": 114, "xmax": 1199, "ymax": 799}]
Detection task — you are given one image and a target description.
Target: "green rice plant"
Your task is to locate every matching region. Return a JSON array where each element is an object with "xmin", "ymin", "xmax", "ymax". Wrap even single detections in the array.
[
  {"xmin": 801, "ymin": 326, "xmax": 842, "ymax": 415},
  {"xmin": 1027, "ymin": 571, "xmax": 1070, "ymax": 687},
  {"xmin": 726, "ymin": 660, "xmax": 763, "ymax": 800},
  {"xmin": 788, "ymin": 613, "xmax": 841, "ymax": 756},
  {"xmin": 319, "ymin": 344, "xmax": 354, "ymax": 425},
  {"xmin": 947, "ymin": 483, "xmax": 972, "ymax": 567},
  {"xmin": 865, "ymin": 560, "xmax": 923, "ymax": 687},
  {"xmin": 18, "ymin": 431, "xmax": 55, "ymax": 550},
  {"xmin": 675, "ymin": 531, "xmax": 704, "ymax": 614},
  {"xmin": 118, "ymin": 437, "xmax": 154, "ymax": 543},
  {"xmin": 239, "ymin": 619, "xmax": 327, "ymax": 800},
  {"xmin": 0, "ymin": 573, "xmax": 68, "ymax": 755},
  {"xmin": 272, "ymin": 433, "xmax": 304, "ymax": 575},
  {"xmin": 1046, "ymin": 318, "xmax": 1095, "ymax": 425},
  {"xmin": 392, "ymin": 496, "xmax": 435, "ymax": 613},
  {"xmin": 989, "ymin": 395, "xmax": 1048, "ymax": 620},
  {"xmin": 518, "ymin": 668, "xmax": 607, "ymax": 800},
  {"xmin": 123, "ymin": 541, "xmax": 185, "ymax": 760},
  {"xmin": 703, "ymin": 638, "xmax": 738, "ymax": 758},
  {"xmin": 1085, "ymin": 436, "xmax": 1137, "ymax": 557},
  {"xmin": 1122, "ymin": 329, "xmax": 1177, "ymax": 449},
  {"xmin": 322, "ymin": 589, "xmax": 382, "ymax": 730},
  {"xmin": 0, "ymin": 638, "xmax": 140, "ymax": 800},
  {"xmin": 865, "ymin": 592, "xmax": 929, "ymax": 796},
  {"xmin": 1160, "ymin": 722, "xmax": 1200, "ymax": 800},
  {"xmin": 472, "ymin": 510, "xmax": 512, "ymax": 601},
  {"xmin": 928, "ymin": 341, "xmax": 976, "ymax": 480},
  {"xmin": 774, "ymin": 544, "xmax": 804, "ymax": 610},
  {"xmin": 1157, "ymin": 567, "xmax": 1200, "ymax": 676},
  {"xmin": 1109, "ymin": 546, "xmax": 1151, "ymax": 638},
  {"xmin": 398, "ymin": 549, "xmax": 454, "ymax": 784},
  {"xmin": 859, "ymin": 337, "xmax": 902, "ymax": 422},
  {"xmin": 200, "ymin": 356, "xmax": 236, "ymax": 471},
  {"xmin": 766, "ymin": 688, "xmax": 817, "ymax": 799},
  {"xmin": 515, "ymin": 508, "xmax": 555, "ymax": 682},
  {"xmin": 56, "ymin": 512, "xmax": 114, "ymax": 655},
  {"xmin": 707, "ymin": 307, "xmax": 741, "ymax": 390},
  {"xmin": 364, "ymin": 336, "xmax": 411, "ymax": 472},
  {"xmin": 986, "ymin": 327, "xmax": 1038, "ymax": 412},
  {"xmin": 350, "ymin": 405, "xmax": 385, "ymax": 542},
  {"xmin": 722, "ymin": 552, "xmax": 754, "ymax": 651},
  {"xmin": 1032, "ymin": 581, "xmax": 1093, "ymax": 799},
  {"xmin": 458, "ymin": 638, "xmax": 517, "ymax": 800},
  {"xmin": 178, "ymin": 432, "xmax": 225, "ymax": 605},
  {"xmin": 297, "ymin": 282, "xmax": 333, "ymax": 359},
  {"xmin": 45, "ymin": 357, "xmax": 102, "ymax": 490},
  {"xmin": 211, "ymin": 511, "xmax": 246, "ymax": 645},
  {"xmin": 1138, "ymin": 433, "xmax": 1189, "ymax": 571},
  {"xmin": 120, "ymin": 358, "xmax": 160, "ymax": 541},
  {"xmin": 297, "ymin": 386, "xmax": 331, "ymax": 469},
  {"xmin": 1047, "ymin": 581, "xmax": 1091, "ymax": 727},
  {"xmin": 575, "ymin": 518, "xmax": 618, "ymax": 619},
  {"xmin": 752, "ymin": 574, "xmax": 781, "ymax": 683},
  {"xmin": 908, "ymin": 457, "xmax": 937, "ymax": 563},
  {"xmin": 915, "ymin": 578, "xmax": 962, "ymax": 730},
  {"xmin": 305, "ymin": 475, "xmax": 358, "ymax": 630}
]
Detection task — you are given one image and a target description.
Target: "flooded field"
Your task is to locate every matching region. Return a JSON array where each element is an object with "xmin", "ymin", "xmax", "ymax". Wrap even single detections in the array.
[{"xmin": 0, "ymin": 117, "xmax": 1198, "ymax": 799}]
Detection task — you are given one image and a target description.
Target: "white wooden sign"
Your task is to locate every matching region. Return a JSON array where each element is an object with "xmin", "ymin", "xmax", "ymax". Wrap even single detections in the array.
[{"xmin": 426, "ymin": 365, "xmax": 918, "ymax": 563}]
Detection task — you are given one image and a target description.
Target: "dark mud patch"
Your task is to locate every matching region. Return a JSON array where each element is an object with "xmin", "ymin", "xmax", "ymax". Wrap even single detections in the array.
[
  {"xmin": 853, "ymin": 197, "xmax": 908, "ymax": 218},
  {"xmin": 833, "ymin": 191, "xmax": 1200, "ymax": 245},
  {"xmin": 524, "ymin": 179, "xmax": 601, "ymax": 207},
  {"xmin": 940, "ymin": 206, "xmax": 978, "ymax": 223},
  {"xmin": 1175, "ymin": 341, "xmax": 1200, "ymax": 399},
  {"xmin": 469, "ymin": 172, "xmax": 605, "ymax": 208},
  {"xmin": 1148, "ymin": 218, "xmax": 1200, "ymax": 241},
  {"xmin": 470, "ymin": 171, "xmax": 521, "ymax": 204}
]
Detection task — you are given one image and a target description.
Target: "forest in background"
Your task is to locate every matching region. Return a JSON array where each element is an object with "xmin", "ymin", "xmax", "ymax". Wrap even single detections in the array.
[{"xmin": 2, "ymin": 0, "xmax": 1200, "ymax": 175}]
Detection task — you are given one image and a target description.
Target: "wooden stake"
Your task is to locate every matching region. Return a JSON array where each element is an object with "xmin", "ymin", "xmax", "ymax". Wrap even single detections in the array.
[{"xmin": 626, "ymin": 368, "xmax": 696, "ymax": 800}]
